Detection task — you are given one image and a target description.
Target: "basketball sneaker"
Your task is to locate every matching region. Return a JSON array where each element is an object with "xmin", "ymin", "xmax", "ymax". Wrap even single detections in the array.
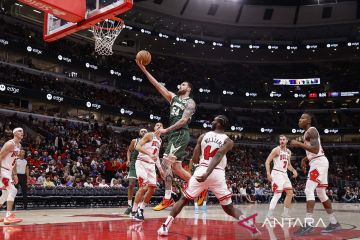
[
  {"xmin": 157, "ymin": 224, "xmax": 169, "ymax": 236},
  {"xmin": 194, "ymin": 205, "xmax": 199, "ymax": 214},
  {"xmin": 133, "ymin": 209, "xmax": 144, "ymax": 222},
  {"xmin": 153, "ymin": 198, "xmax": 175, "ymax": 211},
  {"xmin": 202, "ymin": 204, "xmax": 207, "ymax": 213},
  {"xmin": 197, "ymin": 190, "xmax": 207, "ymax": 206},
  {"xmin": 124, "ymin": 205, "xmax": 132, "ymax": 216},
  {"xmin": 321, "ymin": 222, "xmax": 341, "ymax": 233},
  {"xmin": 3, "ymin": 214, "xmax": 23, "ymax": 225}
]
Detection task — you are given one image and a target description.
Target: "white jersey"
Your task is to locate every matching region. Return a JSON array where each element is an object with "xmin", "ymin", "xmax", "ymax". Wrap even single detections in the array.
[
  {"xmin": 2, "ymin": 140, "xmax": 20, "ymax": 171},
  {"xmin": 303, "ymin": 127, "xmax": 325, "ymax": 162},
  {"xmin": 273, "ymin": 147, "xmax": 290, "ymax": 173},
  {"xmin": 137, "ymin": 133, "xmax": 162, "ymax": 164},
  {"xmin": 199, "ymin": 131, "xmax": 229, "ymax": 171}
]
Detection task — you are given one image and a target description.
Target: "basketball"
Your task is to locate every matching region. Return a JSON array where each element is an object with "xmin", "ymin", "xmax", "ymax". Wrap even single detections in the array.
[{"xmin": 136, "ymin": 50, "xmax": 151, "ymax": 65}]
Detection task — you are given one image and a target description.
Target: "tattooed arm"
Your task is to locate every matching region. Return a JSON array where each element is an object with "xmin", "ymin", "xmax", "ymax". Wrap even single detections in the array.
[
  {"xmin": 159, "ymin": 99, "xmax": 196, "ymax": 134},
  {"xmin": 290, "ymin": 127, "xmax": 320, "ymax": 154}
]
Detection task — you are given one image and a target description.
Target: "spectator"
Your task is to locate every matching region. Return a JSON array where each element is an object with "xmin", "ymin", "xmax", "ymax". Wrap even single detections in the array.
[{"xmin": 43, "ymin": 175, "xmax": 55, "ymax": 188}]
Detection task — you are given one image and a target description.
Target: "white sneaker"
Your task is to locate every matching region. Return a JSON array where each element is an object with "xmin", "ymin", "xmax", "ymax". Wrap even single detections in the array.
[
  {"xmin": 281, "ymin": 213, "xmax": 294, "ymax": 220},
  {"xmin": 157, "ymin": 224, "xmax": 169, "ymax": 236}
]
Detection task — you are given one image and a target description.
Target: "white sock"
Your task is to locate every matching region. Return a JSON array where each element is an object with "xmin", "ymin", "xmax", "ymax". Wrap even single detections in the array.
[
  {"xmin": 165, "ymin": 190, "xmax": 172, "ymax": 200},
  {"xmin": 164, "ymin": 216, "xmax": 174, "ymax": 228},
  {"xmin": 283, "ymin": 207, "xmax": 289, "ymax": 215},
  {"xmin": 194, "ymin": 202, "xmax": 198, "ymax": 208},
  {"xmin": 6, "ymin": 211, "xmax": 11, "ymax": 217},
  {"xmin": 203, "ymin": 201, "xmax": 207, "ymax": 206},
  {"xmin": 128, "ymin": 200, "xmax": 132, "ymax": 207},
  {"xmin": 329, "ymin": 213, "xmax": 337, "ymax": 224},
  {"xmin": 305, "ymin": 213, "xmax": 314, "ymax": 226},
  {"xmin": 132, "ymin": 203, "xmax": 138, "ymax": 212},
  {"xmin": 140, "ymin": 202, "xmax": 147, "ymax": 210}
]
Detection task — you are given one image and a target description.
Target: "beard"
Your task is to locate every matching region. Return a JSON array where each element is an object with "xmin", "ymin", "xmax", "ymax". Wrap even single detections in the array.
[{"xmin": 177, "ymin": 89, "xmax": 186, "ymax": 95}]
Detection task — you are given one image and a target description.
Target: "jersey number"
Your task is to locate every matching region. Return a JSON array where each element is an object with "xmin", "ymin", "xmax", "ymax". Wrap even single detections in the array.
[
  {"xmin": 283, "ymin": 160, "xmax": 288, "ymax": 169},
  {"xmin": 171, "ymin": 107, "xmax": 180, "ymax": 116},
  {"xmin": 204, "ymin": 145, "xmax": 219, "ymax": 160}
]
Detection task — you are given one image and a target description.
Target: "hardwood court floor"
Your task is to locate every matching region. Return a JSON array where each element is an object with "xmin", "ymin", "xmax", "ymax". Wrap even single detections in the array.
[{"xmin": 1, "ymin": 203, "xmax": 359, "ymax": 239}]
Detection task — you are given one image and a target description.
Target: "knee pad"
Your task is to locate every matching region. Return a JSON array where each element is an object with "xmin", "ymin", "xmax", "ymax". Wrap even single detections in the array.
[
  {"xmin": 316, "ymin": 188, "xmax": 329, "ymax": 202},
  {"xmin": 7, "ymin": 185, "xmax": 17, "ymax": 202},
  {"xmin": 271, "ymin": 192, "xmax": 282, "ymax": 202},
  {"xmin": 304, "ymin": 188, "xmax": 315, "ymax": 201}
]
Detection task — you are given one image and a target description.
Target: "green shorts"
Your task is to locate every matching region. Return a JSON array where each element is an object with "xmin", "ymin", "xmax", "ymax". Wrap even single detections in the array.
[
  {"xmin": 164, "ymin": 129, "xmax": 190, "ymax": 162},
  {"xmin": 128, "ymin": 159, "xmax": 137, "ymax": 179}
]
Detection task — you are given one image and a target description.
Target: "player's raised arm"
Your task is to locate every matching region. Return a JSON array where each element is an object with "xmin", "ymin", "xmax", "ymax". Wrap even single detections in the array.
[
  {"xmin": 159, "ymin": 99, "xmax": 196, "ymax": 135},
  {"xmin": 196, "ymin": 138, "xmax": 234, "ymax": 182},
  {"xmin": 290, "ymin": 128, "xmax": 320, "ymax": 154},
  {"xmin": 191, "ymin": 134, "xmax": 205, "ymax": 165},
  {"xmin": 135, "ymin": 59, "xmax": 175, "ymax": 103},
  {"xmin": 265, "ymin": 147, "xmax": 278, "ymax": 182}
]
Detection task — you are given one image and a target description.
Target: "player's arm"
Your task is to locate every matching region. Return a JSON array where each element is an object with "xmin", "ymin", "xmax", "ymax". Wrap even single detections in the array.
[
  {"xmin": 163, "ymin": 99, "xmax": 196, "ymax": 134},
  {"xmin": 286, "ymin": 150, "xmax": 298, "ymax": 178},
  {"xmin": 290, "ymin": 128, "xmax": 320, "ymax": 154},
  {"xmin": 135, "ymin": 133, "xmax": 156, "ymax": 159},
  {"xmin": 135, "ymin": 60, "xmax": 175, "ymax": 103},
  {"xmin": 126, "ymin": 139, "xmax": 136, "ymax": 165},
  {"xmin": 265, "ymin": 147, "xmax": 278, "ymax": 181},
  {"xmin": 0, "ymin": 142, "xmax": 13, "ymax": 163},
  {"xmin": 196, "ymin": 138, "xmax": 234, "ymax": 182},
  {"xmin": 191, "ymin": 134, "xmax": 205, "ymax": 165}
]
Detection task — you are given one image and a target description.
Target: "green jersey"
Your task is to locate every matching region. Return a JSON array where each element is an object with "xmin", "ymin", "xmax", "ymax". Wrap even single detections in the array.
[
  {"xmin": 130, "ymin": 138, "xmax": 140, "ymax": 162},
  {"xmin": 169, "ymin": 95, "xmax": 194, "ymax": 130}
]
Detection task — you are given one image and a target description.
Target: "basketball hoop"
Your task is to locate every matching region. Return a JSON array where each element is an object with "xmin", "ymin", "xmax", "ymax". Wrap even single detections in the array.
[{"xmin": 92, "ymin": 17, "xmax": 125, "ymax": 55}]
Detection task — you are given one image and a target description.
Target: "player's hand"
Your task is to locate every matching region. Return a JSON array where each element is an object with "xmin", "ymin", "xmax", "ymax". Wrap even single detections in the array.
[
  {"xmin": 196, "ymin": 172, "xmax": 209, "ymax": 183},
  {"xmin": 292, "ymin": 170, "xmax": 298, "ymax": 178},
  {"xmin": 13, "ymin": 175, "xmax": 18, "ymax": 185},
  {"xmin": 126, "ymin": 160, "xmax": 130, "ymax": 167},
  {"xmin": 155, "ymin": 128, "xmax": 168, "ymax": 136},
  {"xmin": 267, "ymin": 173, "xmax": 272, "ymax": 182},
  {"xmin": 301, "ymin": 158, "xmax": 307, "ymax": 174},
  {"xmin": 135, "ymin": 59, "xmax": 146, "ymax": 72},
  {"xmin": 290, "ymin": 140, "xmax": 301, "ymax": 148}
]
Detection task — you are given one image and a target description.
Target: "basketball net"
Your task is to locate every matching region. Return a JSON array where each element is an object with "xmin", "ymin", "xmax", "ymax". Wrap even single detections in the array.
[{"xmin": 92, "ymin": 17, "xmax": 125, "ymax": 56}]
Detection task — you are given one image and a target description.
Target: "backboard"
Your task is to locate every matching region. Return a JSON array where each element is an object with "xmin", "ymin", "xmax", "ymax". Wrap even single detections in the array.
[{"xmin": 43, "ymin": 0, "xmax": 133, "ymax": 42}]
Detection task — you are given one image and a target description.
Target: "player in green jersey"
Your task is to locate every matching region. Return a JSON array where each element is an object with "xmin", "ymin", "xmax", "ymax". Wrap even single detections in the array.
[{"xmin": 136, "ymin": 59, "xmax": 196, "ymax": 211}]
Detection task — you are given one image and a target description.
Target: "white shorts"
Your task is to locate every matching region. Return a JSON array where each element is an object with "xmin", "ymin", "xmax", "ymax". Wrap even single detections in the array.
[
  {"xmin": 308, "ymin": 156, "xmax": 329, "ymax": 188},
  {"xmin": 183, "ymin": 166, "xmax": 232, "ymax": 205},
  {"xmin": 271, "ymin": 170, "xmax": 292, "ymax": 193},
  {"xmin": 135, "ymin": 160, "xmax": 157, "ymax": 187},
  {"xmin": 0, "ymin": 169, "xmax": 13, "ymax": 189}
]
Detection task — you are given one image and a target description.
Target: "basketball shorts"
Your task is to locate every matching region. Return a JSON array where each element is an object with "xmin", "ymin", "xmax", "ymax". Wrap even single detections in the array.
[
  {"xmin": 308, "ymin": 156, "xmax": 329, "ymax": 188},
  {"xmin": 135, "ymin": 160, "xmax": 156, "ymax": 187},
  {"xmin": 128, "ymin": 159, "xmax": 137, "ymax": 179},
  {"xmin": 164, "ymin": 129, "xmax": 190, "ymax": 162},
  {"xmin": 183, "ymin": 166, "xmax": 232, "ymax": 205},
  {"xmin": 0, "ymin": 169, "xmax": 13, "ymax": 190},
  {"xmin": 271, "ymin": 170, "xmax": 292, "ymax": 193}
]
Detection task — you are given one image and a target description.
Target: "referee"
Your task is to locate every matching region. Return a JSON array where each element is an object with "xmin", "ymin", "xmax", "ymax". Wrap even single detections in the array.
[{"xmin": 16, "ymin": 150, "xmax": 29, "ymax": 210}]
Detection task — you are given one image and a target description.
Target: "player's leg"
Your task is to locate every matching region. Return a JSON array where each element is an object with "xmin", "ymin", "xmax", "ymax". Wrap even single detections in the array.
[
  {"xmin": 281, "ymin": 176, "xmax": 294, "ymax": 219},
  {"xmin": 316, "ymin": 164, "xmax": 340, "ymax": 233},
  {"xmin": 267, "ymin": 173, "xmax": 283, "ymax": 219},
  {"xmin": 3, "ymin": 182, "xmax": 22, "ymax": 225},
  {"xmin": 201, "ymin": 191, "xmax": 208, "ymax": 212},
  {"xmin": 124, "ymin": 177, "xmax": 136, "ymax": 215},
  {"xmin": 172, "ymin": 162, "xmax": 191, "ymax": 182},
  {"xmin": 158, "ymin": 173, "xmax": 204, "ymax": 236},
  {"xmin": 132, "ymin": 161, "xmax": 147, "ymax": 217},
  {"xmin": 135, "ymin": 164, "xmax": 157, "ymax": 221}
]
